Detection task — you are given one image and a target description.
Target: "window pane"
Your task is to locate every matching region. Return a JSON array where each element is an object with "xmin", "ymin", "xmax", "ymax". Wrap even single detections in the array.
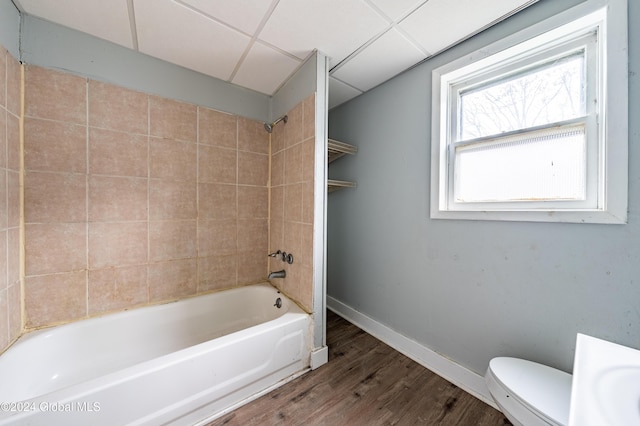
[
  {"xmin": 454, "ymin": 125, "xmax": 586, "ymax": 203},
  {"xmin": 459, "ymin": 53, "xmax": 585, "ymax": 140}
]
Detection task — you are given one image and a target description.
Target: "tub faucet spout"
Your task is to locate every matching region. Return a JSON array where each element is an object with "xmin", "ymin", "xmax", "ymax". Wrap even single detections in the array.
[{"xmin": 268, "ymin": 270, "xmax": 286, "ymax": 279}]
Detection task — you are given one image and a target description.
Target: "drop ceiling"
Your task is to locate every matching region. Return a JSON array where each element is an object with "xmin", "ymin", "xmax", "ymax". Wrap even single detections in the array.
[{"xmin": 13, "ymin": 0, "xmax": 538, "ymax": 109}]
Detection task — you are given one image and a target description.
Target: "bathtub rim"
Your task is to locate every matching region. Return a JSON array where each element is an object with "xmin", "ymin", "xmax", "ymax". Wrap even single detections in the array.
[
  {"xmin": 0, "ymin": 282, "xmax": 311, "ymax": 411},
  {"xmin": 8, "ymin": 282, "xmax": 305, "ymax": 350}
]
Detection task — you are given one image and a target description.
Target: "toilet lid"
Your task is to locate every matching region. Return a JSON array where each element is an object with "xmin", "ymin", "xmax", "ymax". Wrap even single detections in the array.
[{"xmin": 489, "ymin": 357, "xmax": 572, "ymax": 426}]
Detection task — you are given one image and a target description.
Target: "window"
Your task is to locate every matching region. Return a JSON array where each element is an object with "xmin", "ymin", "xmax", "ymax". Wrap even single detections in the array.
[{"xmin": 431, "ymin": 0, "xmax": 628, "ymax": 224}]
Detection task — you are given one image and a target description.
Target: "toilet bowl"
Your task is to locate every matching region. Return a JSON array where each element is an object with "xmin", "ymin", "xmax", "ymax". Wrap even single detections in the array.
[{"xmin": 485, "ymin": 357, "xmax": 572, "ymax": 426}]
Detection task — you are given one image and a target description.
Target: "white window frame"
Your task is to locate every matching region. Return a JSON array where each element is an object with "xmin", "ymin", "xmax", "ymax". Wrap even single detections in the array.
[{"xmin": 430, "ymin": 0, "xmax": 628, "ymax": 224}]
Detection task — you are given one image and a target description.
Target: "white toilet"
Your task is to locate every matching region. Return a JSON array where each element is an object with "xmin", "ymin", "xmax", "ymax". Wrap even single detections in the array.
[{"xmin": 485, "ymin": 357, "xmax": 572, "ymax": 426}]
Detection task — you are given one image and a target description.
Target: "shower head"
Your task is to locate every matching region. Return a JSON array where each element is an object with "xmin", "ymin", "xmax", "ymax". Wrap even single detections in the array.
[{"xmin": 263, "ymin": 115, "xmax": 288, "ymax": 133}]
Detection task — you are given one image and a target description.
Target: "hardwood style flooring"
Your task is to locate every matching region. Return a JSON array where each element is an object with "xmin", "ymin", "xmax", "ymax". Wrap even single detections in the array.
[{"xmin": 206, "ymin": 311, "xmax": 512, "ymax": 426}]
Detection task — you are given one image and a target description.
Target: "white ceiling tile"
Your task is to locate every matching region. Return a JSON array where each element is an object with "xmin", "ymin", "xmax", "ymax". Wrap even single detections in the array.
[
  {"xmin": 134, "ymin": 0, "xmax": 250, "ymax": 81},
  {"xmin": 328, "ymin": 77, "xmax": 363, "ymax": 110},
  {"xmin": 400, "ymin": 0, "xmax": 535, "ymax": 55},
  {"xmin": 232, "ymin": 41, "xmax": 301, "ymax": 95},
  {"xmin": 259, "ymin": 0, "xmax": 389, "ymax": 66},
  {"xmin": 332, "ymin": 28, "xmax": 425, "ymax": 92},
  {"xmin": 366, "ymin": 0, "xmax": 426, "ymax": 22},
  {"xmin": 178, "ymin": 0, "xmax": 274, "ymax": 35},
  {"xmin": 16, "ymin": 0, "xmax": 134, "ymax": 48},
  {"xmin": 17, "ymin": 0, "xmax": 537, "ymax": 104}
]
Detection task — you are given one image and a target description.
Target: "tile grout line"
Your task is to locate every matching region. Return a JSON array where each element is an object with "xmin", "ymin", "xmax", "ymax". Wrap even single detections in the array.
[
  {"xmin": 195, "ymin": 107, "xmax": 200, "ymax": 294},
  {"xmin": 85, "ymin": 78, "xmax": 89, "ymax": 318},
  {"xmin": 146, "ymin": 96, "xmax": 150, "ymax": 304},
  {"xmin": 3, "ymin": 54, "xmax": 9, "ymax": 346},
  {"xmin": 18, "ymin": 63, "xmax": 26, "ymax": 336},
  {"xmin": 235, "ymin": 118, "xmax": 239, "ymax": 287}
]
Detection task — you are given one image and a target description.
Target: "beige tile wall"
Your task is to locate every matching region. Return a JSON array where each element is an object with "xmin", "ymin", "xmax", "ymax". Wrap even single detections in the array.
[
  {"xmin": 23, "ymin": 65, "xmax": 271, "ymax": 329},
  {"xmin": 269, "ymin": 94, "xmax": 315, "ymax": 312},
  {"xmin": 0, "ymin": 46, "xmax": 22, "ymax": 353}
]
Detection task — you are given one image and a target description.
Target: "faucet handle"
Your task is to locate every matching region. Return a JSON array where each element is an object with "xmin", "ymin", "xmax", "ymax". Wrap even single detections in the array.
[{"xmin": 268, "ymin": 250, "xmax": 282, "ymax": 258}]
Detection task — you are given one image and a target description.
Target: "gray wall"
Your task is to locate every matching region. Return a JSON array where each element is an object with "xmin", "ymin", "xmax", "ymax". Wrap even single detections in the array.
[
  {"xmin": 327, "ymin": 0, "xmax": 640, "ymax": 375},
  {"xmin": 20, "ymin": 15, "xmax": 271, "ymax": 122},
  {"xmin": 0, "ymin": 1, "xmax": 20, "ymax": 58},
  {"xmin": 272, "ymin": 53, "xmax": 317, "ymax": 120}
]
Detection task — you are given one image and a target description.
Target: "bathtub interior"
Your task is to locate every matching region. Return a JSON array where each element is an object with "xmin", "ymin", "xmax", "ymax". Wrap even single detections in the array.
[{"xmin": 0, "ymin": 283, "xmax": 309, "ymax": 406}]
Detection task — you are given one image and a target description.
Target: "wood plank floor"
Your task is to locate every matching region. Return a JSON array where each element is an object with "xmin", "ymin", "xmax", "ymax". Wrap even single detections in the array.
[{"xmin": 206, "ymin": 311, "xmax": 512, "ymax": 426}]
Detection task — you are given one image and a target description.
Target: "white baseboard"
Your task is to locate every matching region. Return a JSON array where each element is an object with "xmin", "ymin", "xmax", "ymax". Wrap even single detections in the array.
[
  {"xmin": 310, "ymin": 345, "xmax": 328, "ymax": 369},
  {"xmin": 326, "ymin": 296, "xmax": 499, "ymax": 410}
]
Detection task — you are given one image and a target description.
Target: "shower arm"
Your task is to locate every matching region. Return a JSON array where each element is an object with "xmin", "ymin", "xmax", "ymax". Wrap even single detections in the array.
[{"xmin": 263, "ymin": 115, "xmax": 288, "ymax": 133}]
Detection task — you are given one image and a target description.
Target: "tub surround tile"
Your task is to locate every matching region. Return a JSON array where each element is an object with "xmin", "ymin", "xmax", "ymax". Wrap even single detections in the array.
[
  {"xmin": 302, "ymin": 181, "xmax": 314, "ymax": 225},
  {"xmin": 285, "ymin": 142, "xmax": 303, "ymax": 184},
  {"xmin": 1, "ymin": 48, "xmax": 22, "ymax": 352},
  {"xmin": 25, "ymin": 223, "xmax": 86, "ymax": 276},
  {"xmin": 238, "ymin": 151, "xmax": 268, "ymax": 186},
  {"xmin": 24, "ymin": 118, "xmax": 87, "ymax": 173},
  {"xmin": 198, "ymin": 107, "xmax": 237, "ymax": 148},
  {"xmin": 300, "ymin": 224, "xmax": 314, "ymax": 269},
  {"xmin": 284, "ymin": 221, "xmax": 303, "ymax": 262},
  {"xmin": 89, "ymin": 128, "xmax": 148, "ymax": 177},
  {"xmin": 268, "ymin": 96, "xmax": 317, "ymax": 312},
  {"xmin": 0, "ymin": 172, "xmax": 6, "ymax": 229},
  {"xmin": 88, "ymin": 265, "xmax": 148, "ymax": 315},
  {"xmin": 269, "ymin": 186, "xmax": 284, "ymax": 220},
  {"xmin": 271, "ymin": 151, "xmax": 284, "ymax": 187},
  {"xmin": 198, "ymin": 255, "xmax": 237, "ymax": 292},
  {"xmin": 302, "ymin": 94, "xmax": 315, "ymax": 141},
  {"xmin": 269, "ymin": 219, "xmax": 284, "ymax": 254},
  {"xmin": 284, "ymin": 183, "xmax": 303, "ymax": 223},
  {"xmin": 149, "ymin": 179, "xmax": 197, "ymax": 220},
  {"xmin": 238, "ymin": 116, "xmax": 269, "ymax": 154},
  {"xmin": 284, "ymin": 102, "xmax": 303, "ymax": 149},
  {"xmin": 271, "ymin": 119, "xmax": 285, "ymax": 154},
  {"xmin": 0, "ymin": 49, "xmax": 6, "ymax": 107},
  {"xmin": 0, "ymin": 230, "xmax": 6, "ymax": 289},
  {"xmin": 24, "ymin": 172, "xmax": 86, "ymax": 224},
  {"xmin": 149, "ymin": 259, "xmax": 197, "ymax": 302},
  {"xmin": 89, "ymin": 222, "xmax": 148, "ymax": 269},
  {"xmin": 149, "ymin": 96, "xmax": 197, "ymax": 142},
  {"xmin": 7, "ymin": 172, "xmax": 19, "ymax": 229},
  {"xmin": 149, "ymin": 220, "xmax": 197, "ymax": 262},
  {"xmin": 8, "ymin": 282, "xmax": 21, "ymax": 341},
  {"xmin": 198, "ymin": 144, "xmax": 237, "ymax": 184},
  {"xmin": 25, "ymin": 271, "xmax": 87, "ymax": 328},
  {"xmin": 6, "ymin": 54, "xmax": 21, "ymax": 117},
  {"xmin": 238, "ymin": 219, "xmax": 268, "ymax": 252},
  {"xmin": 270, "ymin": 270, "xmax": 292, "ymax": 300},
  {"xmin": 25, "ymin": 66, "xmax": 86, "ymax": 125},
  {"xmin": 198, "ymin": 183, "xmax": 237, "ymax": 220},
  {"xmin": 150, "ymin": 137, "xmax": 197, "ymax": 182},
  {"xmin": 198, "ymin": 219, "xmax": 237, "ymax": 257},
  {"xmin": 89, "ymin": 175, "xmax": 148, "ymax": 222},
  {"xmin": 237, "ymin": 250, "xmax": 268, "ymax": 285},
  {"xmin": 88, "ymin": 80, "xmax": 148, "ymax": 134},
  {"xmin": 302, "ymin": 138, "xmax": 315, "ymax": 183},
  {"xmin": 0, "ymin": 290, "xmax": 8, "ymax": 350},
  {"xmin": 0, "ymin": 110, "xmax": 6, "ymax": 169},
  {"xmin": 281, "ymin": 264, "xmax": 299, "ymax": 302},
  {"xmin": 7, "ymin": 228, "xmax": 19, "ymax": 287},
  {"xmin": 16, "ymin": 67, "xmax": 316, "ymax": 331},
  {"xmin": 238, "ymin": 186, "xmax": 268, "ymax": 219},
  {"xmin": 6, "ymin": 113, "xmax": 19, "ymax": 171},
  {"xmin": 299, "ymin": 266, "xmax": 314, "ymax": 312}
]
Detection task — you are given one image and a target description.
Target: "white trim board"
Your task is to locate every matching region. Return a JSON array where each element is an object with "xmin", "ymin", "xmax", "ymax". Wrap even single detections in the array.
[{"xmin": 326, "ymin": 296, "xmax": 499, "ymax": 410}]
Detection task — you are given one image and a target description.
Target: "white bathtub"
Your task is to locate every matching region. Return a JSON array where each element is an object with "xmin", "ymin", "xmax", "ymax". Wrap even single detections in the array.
[{"xmin": 0, "ymin": 283, "xmax": 311, "ymax": 425}]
